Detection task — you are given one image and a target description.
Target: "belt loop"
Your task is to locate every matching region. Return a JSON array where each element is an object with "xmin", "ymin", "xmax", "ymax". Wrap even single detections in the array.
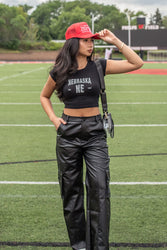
[
  {"xmin": 95, "ymin": 115, "xmax": 98, "ymax": 122},
  {"xmin": 62, "ymin": 113, "xmax": 69, "ymax": 122},
  {"xmin": 97, "ymin": 114, "xmax": 102, "ymax": 122},
  {"xmin": 95, "ymin": 115, "xmax": 100, "ymax": 122},
  {"xmin": 66, "ymin": 115, "xmax": 69, "ymax": 122}
]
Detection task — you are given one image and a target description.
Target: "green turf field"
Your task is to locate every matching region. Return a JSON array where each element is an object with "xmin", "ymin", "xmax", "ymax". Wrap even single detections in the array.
[{"xmin": 0, "ymin": 62, "xmax": 167, "ymax": 249}]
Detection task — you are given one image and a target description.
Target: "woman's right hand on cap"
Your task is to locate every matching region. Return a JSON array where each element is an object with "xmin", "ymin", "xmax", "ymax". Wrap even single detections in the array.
[{"xmin": 98, "ymin": 29, "xmax": 117, "ymax": 45}]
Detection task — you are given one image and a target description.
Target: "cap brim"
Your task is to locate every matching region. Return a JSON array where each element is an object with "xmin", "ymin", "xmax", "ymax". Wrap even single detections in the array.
[
  {"xmin": 66, "ymin": 33, "xmax": 101, "ymax": 40},
  {"xmin": 92, "ymin": 33, "xmax": 101, "ymax": 39},
  {"xmin": 76, "ymin": 33, "xmax": 101, "ymax": 39}
]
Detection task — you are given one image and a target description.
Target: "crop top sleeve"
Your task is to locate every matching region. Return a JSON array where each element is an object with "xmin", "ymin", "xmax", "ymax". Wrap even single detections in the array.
[{"xmin": 50, "ymin": 59, "xmax": 107, "ymax": 109}]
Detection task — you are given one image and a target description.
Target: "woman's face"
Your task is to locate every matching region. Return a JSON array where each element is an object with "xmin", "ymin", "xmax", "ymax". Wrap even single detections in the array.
[{"xmin": 78, "ymin": 38, "xmax": 94, "ymax": 57}]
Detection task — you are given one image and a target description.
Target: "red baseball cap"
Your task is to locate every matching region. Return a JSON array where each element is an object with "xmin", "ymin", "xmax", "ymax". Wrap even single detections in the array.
[{"xmin": 65, "ymin": 22, "xmax": 100, "ymax": 40}]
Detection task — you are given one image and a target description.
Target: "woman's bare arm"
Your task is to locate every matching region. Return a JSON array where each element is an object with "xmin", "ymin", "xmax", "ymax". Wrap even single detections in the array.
[
  {"xmin": 40, "ymin": 75, "xmax": 66, "ymax": 129},
  {"xmin": 98, "ymin": 29, "xmax": 144, "ymax": 74}
]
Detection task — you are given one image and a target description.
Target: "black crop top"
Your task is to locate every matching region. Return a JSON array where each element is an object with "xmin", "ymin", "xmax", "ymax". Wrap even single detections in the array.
[{"xmin": 50, "ymin": 59, "xmax": 106, "ymax": 109}]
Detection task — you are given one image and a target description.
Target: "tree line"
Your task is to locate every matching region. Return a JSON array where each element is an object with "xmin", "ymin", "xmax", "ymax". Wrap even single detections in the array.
[{"xmin": 0, "ymin": 0, "xmax": 166, "ymax": 50}]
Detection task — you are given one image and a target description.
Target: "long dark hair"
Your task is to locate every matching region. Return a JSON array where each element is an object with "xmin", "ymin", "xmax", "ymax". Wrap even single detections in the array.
[{"xmin": 51, "ymin": 38, "xmax": 92, "ymax": 101}]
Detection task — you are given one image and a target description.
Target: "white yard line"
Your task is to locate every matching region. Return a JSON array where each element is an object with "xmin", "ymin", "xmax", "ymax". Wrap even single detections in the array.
[
  {"xmin": 0, "ymin": 61, "xmax": 52, "ymax": 64},
  {"xmin": 0, "ymin": 124, "xmax": 167, "ymax": 127},
  {"xmin": 1, "ymin": 91, "xmax": 167, "ymax": 94},
  {"xmin": 0, "ymin": 124, "xmax": 54, "ymax": 127},
  {"xmin": 110, "ymin": 182, "xmax": 167, "ymax": 185},
  {"xmin": 0, "ymin": 102, "xmax": 167, "ymax": 105},
  {"xmin": 0, "ymin": 102, "xmax": 61, "ymax": 105},
  {"xmin": 1, "ymin": 83, "xmax": 167, "ymax": 86},
  {"xmin": 116, "ymin": 124, "xmax": 167, "ymax": 127},
  {"xmin": 108, "ymin": 102, "xmax": 167, "ymax": 105},
  {"xmin": 111, "ymin": 83, "xmax": 167, "ymax": 86},
  {"xmin": 0, "ymin": 67, "xmax": 45, "ymax": 82},
  {"xmin": 0, "ymin": 194, "xmax": 167, "ymax": 199},
  {"xmin": 111, "ymin": 91, "xmax": 167, "ymax": 93},
  {"xmin": 0, "ymin": 91, "xmax": 40, "ymax": 93},
  {"xmin": 0, "ymin": 181, "xmax": 167, "ymax": 185},
  {"xmin": 1, "ymin": 84, "xmax": 43, "ymax": 86},
  {"xmin": 0, "ymin": 103, "xmax": 42, "ymax": 105},
  {"xmin": 111, "ymin": 195, "xmax": 167, "ymax": 199},
  {"xmin": 0, "ymin": 181, "xmax": 59, "ymax": 185},
  {"xmin": 0, "ymin": 194, "xmax": 60, "ymax": 198}
]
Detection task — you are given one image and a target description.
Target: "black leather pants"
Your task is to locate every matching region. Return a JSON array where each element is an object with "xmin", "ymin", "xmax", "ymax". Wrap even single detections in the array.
[{"xmin": 56, "ymin": 113, "xmax": 110, "ymax": 250}]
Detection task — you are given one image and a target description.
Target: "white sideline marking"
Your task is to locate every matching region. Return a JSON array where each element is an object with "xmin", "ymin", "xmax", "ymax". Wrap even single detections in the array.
[
  {"xmin": 0, "ymin": 124, "xmax": 167, "ymax": 127},
  {"xmin": 0, "ymin": 67, "xmax": 45, "ymax": 81},
  {"xmin": 0, "ymin": 181, "xmax": 167, "ymax": 185}
]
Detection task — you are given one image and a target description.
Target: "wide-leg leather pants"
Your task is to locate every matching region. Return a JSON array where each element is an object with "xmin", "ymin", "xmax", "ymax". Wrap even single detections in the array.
[{"xmin": 56, "ymin": 113, "xmax": 110, "ymax": 250}]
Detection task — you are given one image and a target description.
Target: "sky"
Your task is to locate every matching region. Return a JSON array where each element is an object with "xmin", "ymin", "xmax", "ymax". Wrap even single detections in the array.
[{"xmin": 0, "ymin": 0, "xmax": 167, "ymax": 18}]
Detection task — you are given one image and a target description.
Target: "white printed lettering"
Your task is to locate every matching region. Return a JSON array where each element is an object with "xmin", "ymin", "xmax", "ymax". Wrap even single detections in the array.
[
  {"xmin": 68, "ymin": 78, "xmax": 92, "ymax": 86},
  {"xmin": 76, "ymin": 84, "xmax": 84, "ymax": 93}
]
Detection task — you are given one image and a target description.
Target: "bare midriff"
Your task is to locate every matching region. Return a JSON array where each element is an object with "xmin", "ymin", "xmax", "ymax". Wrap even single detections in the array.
[{"xmin": 64, "ymin": 107, "xmax": 100, "ymax": 117}]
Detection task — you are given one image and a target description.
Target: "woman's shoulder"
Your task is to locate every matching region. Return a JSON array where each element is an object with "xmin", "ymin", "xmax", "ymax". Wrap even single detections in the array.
[{"xmin": 49, "ymin": 66, "xmax": 56, "ymax": 81}]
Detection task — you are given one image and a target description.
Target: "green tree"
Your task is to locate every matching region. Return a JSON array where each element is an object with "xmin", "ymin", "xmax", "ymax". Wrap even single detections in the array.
[
  {"xmin": 153, "ymin": 8, "xmax": 163, "ymax": 26},
  {"xmin": 149, "ymin": 14, "xmax": 154, "ymax": 25},
  {"xmin": 162, "ymin": 16, "xmax": 167, "ymax": 28},
  {"xmin": 31, "ymin": 0, "xmax": 62, "ymax": 40},
  {"xmin": 0, "ymin": 0, "xmax": 153, "ymax": 49},
  {"xmin": 30, "ymin": 0, "xmax": 147, "ymax": 41},
  {"xmin": 0, "ymin": 4, "xmax": 8, "ymax": 42},
  {"xmin": 19, "ymin": 4, "xmax": 33, "ymax": 13},
  {"xmin": 0, "ymin": 4, "xmax": 28, "ymax": 49},
  {"xmin": 96, "ymin": 5, "xmax": 126, "ymax": 31},
  {"xmin": 10, "ymin": 14, "xmax": 27, "ymax": 39},
  {"xmin": 50, "ymin": 6, "xmax": 91, "ymax": 39},
  {"xmin": 63, "ymin": 0, "xmax": 127, "ymax": 32},
  {"xmin": 24, "ymin": 18, "xmax": 39, "ymax": 41},
  {"xmin": 64, "ymin": 0, "xmax": 100, "ymax": 17}
]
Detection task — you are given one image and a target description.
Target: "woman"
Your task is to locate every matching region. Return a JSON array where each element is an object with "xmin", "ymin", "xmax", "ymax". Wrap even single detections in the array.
[{"xmin": 40, "ymin": 22, "xmax": 143, "ymax": 250}]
